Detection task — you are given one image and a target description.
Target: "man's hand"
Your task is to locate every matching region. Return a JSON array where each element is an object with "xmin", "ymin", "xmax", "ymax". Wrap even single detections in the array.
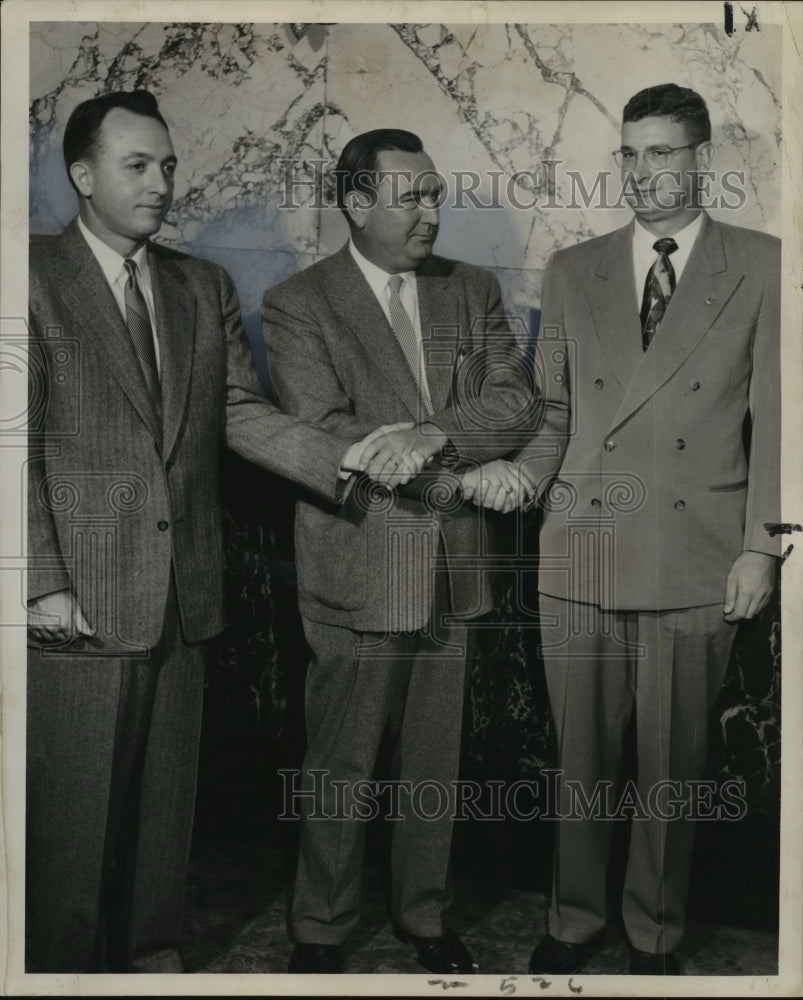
[
  {"xmin": 460, "ymin": 460, "xmax": 537, "ymax": 514},
  {"xmin": 339, "ymin": 422, "xmax": 416, "ymax": 481},
  {"xmin": 344, "ymin": 422, "xmax": 448, "ymax": 487},
  {"xmin": 723, "ymin": 551, "xmax": 778, "ymax": 621},
  {"xmin": 27, "ymin": 589, "xmax": 95, "ymax": 645}
]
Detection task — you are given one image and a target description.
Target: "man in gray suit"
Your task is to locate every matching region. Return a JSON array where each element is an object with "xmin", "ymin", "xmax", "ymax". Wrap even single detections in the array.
[
  {"xmin": 512, "ymin": 84, "xmax": 781, "ymax": 975},
  {"xmin": 263, "ymin": 128, "xmax": 539, "ymax": 974},
  {"xmin": 26, "ymin": 90, "xmax": 386, "ymax": 973}
]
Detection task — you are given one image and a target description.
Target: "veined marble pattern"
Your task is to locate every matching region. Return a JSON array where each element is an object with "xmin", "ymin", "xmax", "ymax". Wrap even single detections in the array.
[{"xmin": 30, "ymin": 20, "xmax": 781, "ymax": 320}]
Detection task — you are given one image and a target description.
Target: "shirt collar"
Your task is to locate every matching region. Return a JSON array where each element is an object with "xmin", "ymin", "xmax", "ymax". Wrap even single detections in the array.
[
  {"xmin": 348, "ymin": 239, "xmax": 417, "ymax": 295},
  {"xmin": 77, "ymin": 216, "xmax": 150, "ymax": 286},
  {"xmin": 633, "ymin": 211, "xmax": 704, "ymax": 257}
]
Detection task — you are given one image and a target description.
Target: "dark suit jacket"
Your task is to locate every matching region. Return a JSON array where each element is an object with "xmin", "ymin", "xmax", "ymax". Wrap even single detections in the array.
[
  {"xmin": 519, "ymin": 213, "xmax": 781, "ymax": 610},
  {"xmin": 28, "ymin": 220, "xmax": 353, "ymax": 651},
  {"xmin": 263, "ymin": 244, "xmax": 539, "ymax": 632}
]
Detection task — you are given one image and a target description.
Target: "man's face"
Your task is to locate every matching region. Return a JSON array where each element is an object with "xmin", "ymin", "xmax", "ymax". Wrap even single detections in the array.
[
  {"xmin": 619, "ymin": 115, "xmax": 710, "ymax": 232},
  {"xmin": 72, "ymin": 107, "xmax": 176, "ymax": 255},
  {"xmin": 352, "ymin": 149, "xmax": 441, "ymax": 273}
]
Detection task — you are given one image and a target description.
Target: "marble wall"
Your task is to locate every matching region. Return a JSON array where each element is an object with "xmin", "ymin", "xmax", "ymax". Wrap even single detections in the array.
[
  {"xmin": 30, "ymin": 20, "xmax": 781, "ymax": 377},
  {"xmin": 29, "ymin": 20, "xmax": 783, "ymax": 816}
]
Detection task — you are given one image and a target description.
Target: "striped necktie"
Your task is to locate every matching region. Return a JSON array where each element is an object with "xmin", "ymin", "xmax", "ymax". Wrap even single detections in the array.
[
  {"xmin": 640, "ymin": 237, "xmax": 678, "ymax": 351},
  {"xmin": 386, "ymin": 274, "xmax": 432, "ymax": 414},
  {"xmin": 123, "ymin": 258, "xmax": 162, "ymax": 420}
]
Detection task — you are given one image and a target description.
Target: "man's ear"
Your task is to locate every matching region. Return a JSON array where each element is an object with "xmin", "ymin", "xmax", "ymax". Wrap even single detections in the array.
[
  {"xmin": 694, "ymin": 141, "xmax": 714, "ymax": 172},
  {"xmin": 69, "ymin": 160, "xmax": 94, "ymax": 198},
  {"xmin": 343, "ymin": 189, "xmax": 372, "ymax": 230}
]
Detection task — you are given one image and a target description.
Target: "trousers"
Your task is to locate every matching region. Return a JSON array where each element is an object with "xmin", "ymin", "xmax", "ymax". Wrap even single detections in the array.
[
  {"xmin": 290, "ymin": 604, "xmax": 471, "ymax": 944},
  {"xmin": 539, "ymin": 593, "xmax": 735, "ymax": 953},
  {"xmin": 26, "ymin": 576, "xmax": 210, "ymax": 972}
]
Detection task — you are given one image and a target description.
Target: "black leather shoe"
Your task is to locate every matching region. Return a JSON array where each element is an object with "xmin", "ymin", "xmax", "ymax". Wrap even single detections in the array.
[
  {"xmin": 288, "ymin": 943, "xmax": 343, "ymax": 973},
  {"xmin": 393, "ymin": 925, "xmax": 474, "ymax": 974},
  {"xmin": 629, "ymin": 948, "xmax": 681, "ymax": 975},
  {"xmin": 528, "ymin": 933, "xmax": 602, "ymax": 975}
]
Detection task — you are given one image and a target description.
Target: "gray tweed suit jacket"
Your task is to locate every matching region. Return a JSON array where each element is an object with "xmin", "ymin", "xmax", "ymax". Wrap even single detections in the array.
[
  {"xmin": 28, "ymin": 220, "xmax": 353, "ymax": 652},
  {"xmin": 263, "ymin": 244, "xmax": 540, "ymax": 633}
]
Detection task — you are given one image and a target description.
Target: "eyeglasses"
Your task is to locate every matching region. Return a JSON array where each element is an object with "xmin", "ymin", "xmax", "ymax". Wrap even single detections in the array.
[{"xmin": 612, "ymin": 144, "xmax": 700, "ymax": 170}]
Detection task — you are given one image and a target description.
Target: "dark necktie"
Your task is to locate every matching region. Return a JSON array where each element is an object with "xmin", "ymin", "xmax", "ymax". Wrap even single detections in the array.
[
  {"xmin": 640, "ymin": 237, "xmax": 678, "ymax": 351},
  {"xmin": 123, "ymin": 258, "xmax": 162, "ymax": 420},
  {"xmin": 387, "ymin": 274, "xmax": 433, "ymax": 414}
]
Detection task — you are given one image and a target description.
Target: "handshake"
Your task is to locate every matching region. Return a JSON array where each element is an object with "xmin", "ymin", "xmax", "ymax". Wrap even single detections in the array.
[{"xmin": 340, "ymin": 421, "xmax": 536, "ymax": 515}]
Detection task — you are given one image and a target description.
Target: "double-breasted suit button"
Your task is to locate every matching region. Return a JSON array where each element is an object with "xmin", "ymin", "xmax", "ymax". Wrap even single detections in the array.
[
  {"xmin": 691, "ymin": 381, "xmax": 701, "ymax": 391},
  {"xmin": 594, "ymin": 378, "xmax": 604, "ymax": 389},
  {"xmin": 591, "ymin": 498, "xmax": 601, "ymax": 507},
  {"xmin": 673, "ymin": 500, "xmax": 686, "ymax": 511},
  {"xmin": 705, "ymin": 296, "xmax": 713, "ymax": 305},
  {"xmin": 157, "ymin": 520, "xmax": 169, "ymax": 531},
  {"xmin": 604, "ymin": 440, "xmax": 616, "ymax": 451},
  {"xmin": 675, "ymin": 439, "xmax": 686, "ymax": 450}
]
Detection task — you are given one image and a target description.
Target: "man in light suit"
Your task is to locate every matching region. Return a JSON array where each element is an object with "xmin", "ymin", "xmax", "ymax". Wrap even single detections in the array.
[
  {"xmin": 263, "ymin": 129, "xmax": 539, "ymax": 974},
  {"xmin": 26, "ymin": 90, "xmax": 385, "ymax": 973},
  {"xmin": 514, "ymin": 85, "xmax": 780, "ymax": 975}
]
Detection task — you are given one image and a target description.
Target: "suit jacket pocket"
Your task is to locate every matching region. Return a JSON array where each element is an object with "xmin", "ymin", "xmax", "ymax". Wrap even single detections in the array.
[
  {"xmin": 294, "ymin": 503, "xmax": 367, "ymax": 612},
  {"xmin": 707, "ymin": 480, "xmax": 749, "ymax": 493}
]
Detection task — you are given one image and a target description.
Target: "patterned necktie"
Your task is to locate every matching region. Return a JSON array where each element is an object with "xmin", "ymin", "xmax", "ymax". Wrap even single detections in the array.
[
  {"xmin": 387, "ymin": 274, "xmax": 433, "ymax": 414},
  {"xmin": 640, "ymin": 237, "xmax": 678, "ymax": 351},
  {"xmin": 123, "ymin": 258, "xmax": 162, "ymax": 420}
]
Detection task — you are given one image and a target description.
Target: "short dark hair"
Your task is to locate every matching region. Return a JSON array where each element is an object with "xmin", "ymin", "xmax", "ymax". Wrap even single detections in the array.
[
  {"xmin": 622, "ymin": 84, "xmax": 711, "ymax": 145},
  {"xmin": 334, "ymin": 128, "xmax": 424, "ymax": 217},
  {"xmin": 63, "ymin": 90, "xmax": 169, "ymax": 192}
]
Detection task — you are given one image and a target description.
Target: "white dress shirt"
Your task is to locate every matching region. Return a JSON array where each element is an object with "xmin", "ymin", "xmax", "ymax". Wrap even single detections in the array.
[
  {"xmin": 78, "ymin": 216, "xmax": 161, "ymax": 373},
  {"xmin": 632, "ymin": 211, "xmax": 704, "ymax": 307},
  {"xmin": 348, "ymin": 239, "xmax": 432, "ymax": 403}
]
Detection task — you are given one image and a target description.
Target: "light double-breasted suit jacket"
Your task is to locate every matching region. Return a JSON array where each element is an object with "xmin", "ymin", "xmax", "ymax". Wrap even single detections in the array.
[
  {"xmin": 263, "ymin": 245, "xmax": 539, "ymax": 633},
  {"xmin": 520, "ymin": 213, "xmax": 781, "ymax": 611},
  {"xmin": 28, "ymin": 220, "xmax": 352, "ymax": 653}
]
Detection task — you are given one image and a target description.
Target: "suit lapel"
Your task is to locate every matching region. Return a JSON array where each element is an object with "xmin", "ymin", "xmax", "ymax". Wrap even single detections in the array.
[
  {"xmin": 149, "ymin": 247, "xmax": 195, "ymax": 462},
  {"xmin": 609, "ymin": 214, "xmax": 743, "ymax": 431},
  {"xmin": 327, "ymin": 247, "xmax": 423, "ymax": 417},
  {"xmin": 585, "ymin": 223, "xmax": 643, "ymax": 391},
  {"xmin": 54, "ymin": 222, "xmax": 162, "ymax": 444}
]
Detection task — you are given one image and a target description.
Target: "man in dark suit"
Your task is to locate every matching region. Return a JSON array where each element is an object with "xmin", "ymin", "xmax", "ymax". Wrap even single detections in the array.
[
  {"xmin": 26, "ymin": 90, "xmax": 386, "ymax": 973},
  {"xmin": 263, "ymin": 129, "xmax": 539, "ymax": 974},
  {"xmin": 514, "ymin": 84, "xmax": 780, "ymax": 975}
]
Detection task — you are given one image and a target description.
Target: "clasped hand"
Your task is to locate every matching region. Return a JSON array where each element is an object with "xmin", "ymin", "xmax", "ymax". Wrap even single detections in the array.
[
  {"xmin": 342, "ymin": 427, "xmax": 536, "ymax": 513},
  {"xmin": 460, "ymin": 460, "xmax": 537, "ymax": 514},
  {"xmin": 341, "ymin": 421, "xmax": 447, "ymax": 487}
]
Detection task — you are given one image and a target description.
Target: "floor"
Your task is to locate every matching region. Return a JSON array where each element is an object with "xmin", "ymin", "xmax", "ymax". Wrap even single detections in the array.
[{"xmin": 180, "ymin": 833, "xmax": 779, "ymax": 977}]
